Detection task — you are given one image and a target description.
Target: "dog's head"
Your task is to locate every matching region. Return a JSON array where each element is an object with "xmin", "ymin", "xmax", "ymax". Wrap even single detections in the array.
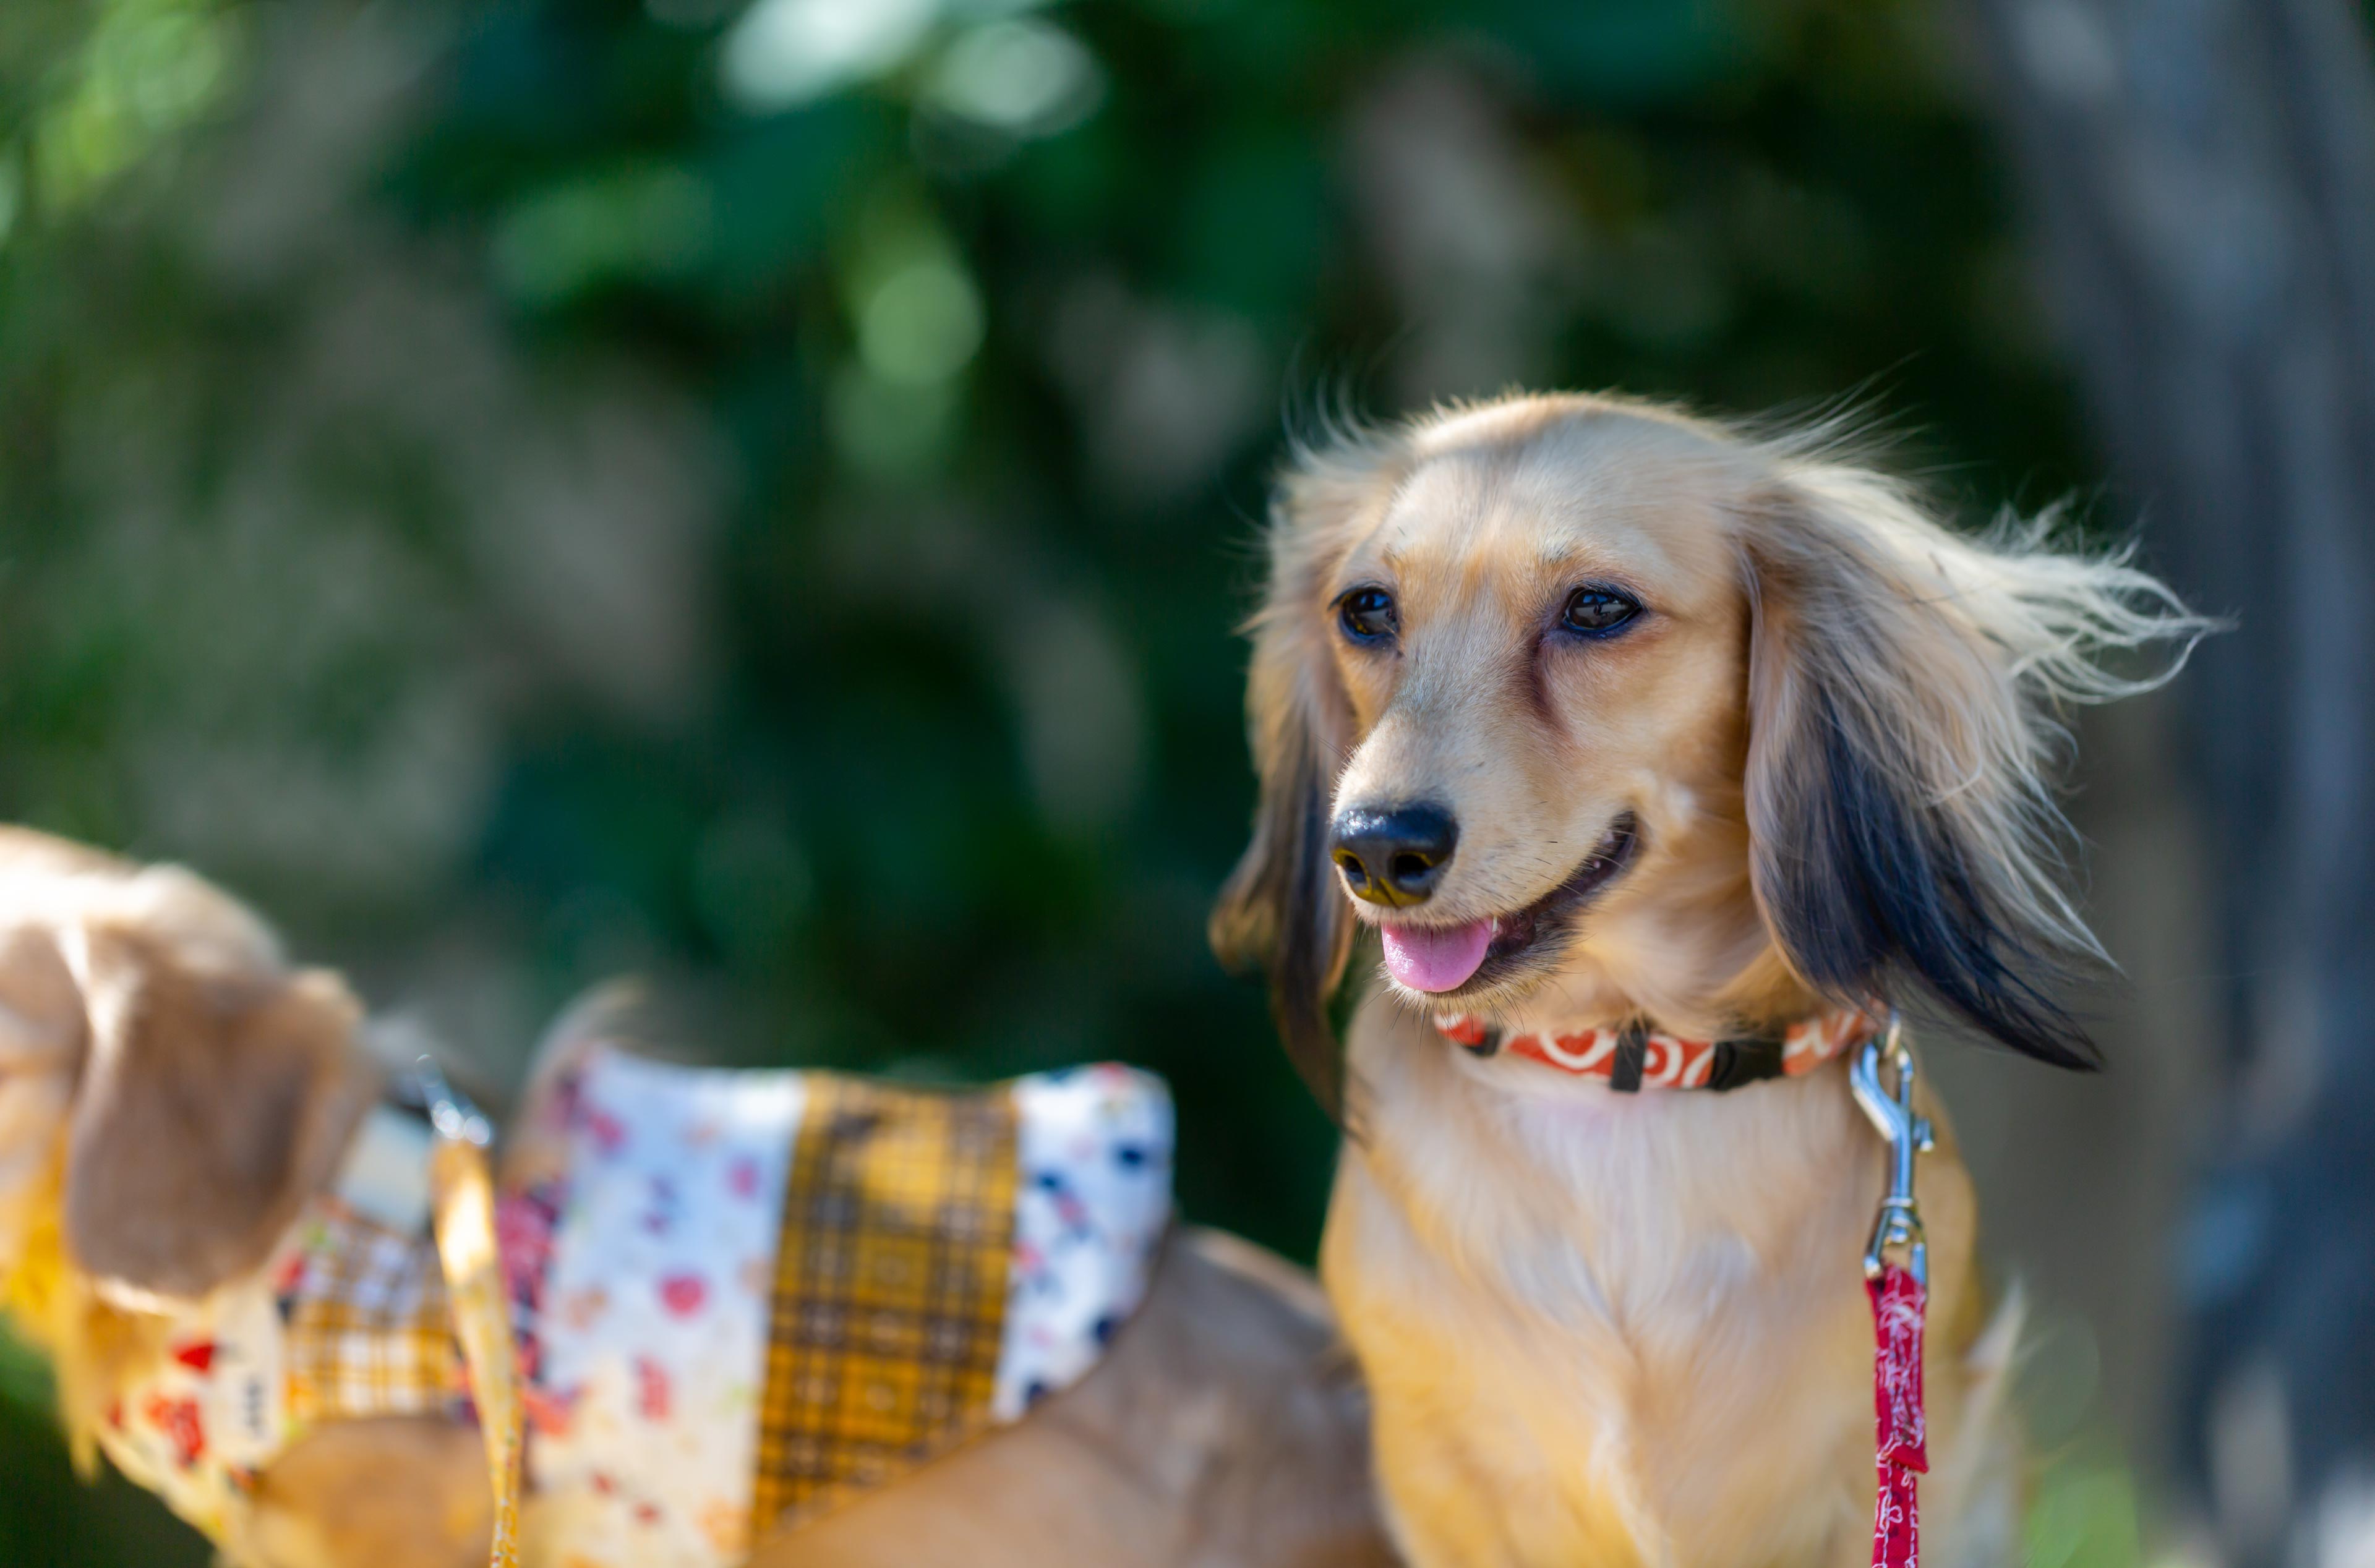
[
  {"xmin": 1212, "ymin": 395, "xmax": 2204, "ymax": 1116},
  {"xmin": 0, "ymin": 832, "xmax": 373, "ymax": 1304}
]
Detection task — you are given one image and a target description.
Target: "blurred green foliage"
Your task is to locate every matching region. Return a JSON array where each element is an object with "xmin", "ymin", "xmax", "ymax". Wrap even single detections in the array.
[
  {"xmin": 2032, "ymin": 1453, "xmax": 2148, "ymax": 1568},
  {"xmin": 0, "ymin": 0, "xmax": 2112, "ymax": 1559}
]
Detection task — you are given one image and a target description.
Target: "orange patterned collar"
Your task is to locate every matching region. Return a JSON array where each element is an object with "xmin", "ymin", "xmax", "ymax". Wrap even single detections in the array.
[{"xmin": 1432, "ymin": 1007, "xmax": 1880, "ymax": 1092}]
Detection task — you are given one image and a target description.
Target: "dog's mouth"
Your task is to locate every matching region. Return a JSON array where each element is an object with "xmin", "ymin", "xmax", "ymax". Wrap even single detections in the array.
[{"xmin": 1373, "ymin": 814, "xmax": 1640, "ymax": 999}]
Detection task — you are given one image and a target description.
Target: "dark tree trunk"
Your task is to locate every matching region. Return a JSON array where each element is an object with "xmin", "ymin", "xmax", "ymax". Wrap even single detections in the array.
[{"xmin": 1964, "ymin": 1, "xmax": 2375, "ymax": 1562}]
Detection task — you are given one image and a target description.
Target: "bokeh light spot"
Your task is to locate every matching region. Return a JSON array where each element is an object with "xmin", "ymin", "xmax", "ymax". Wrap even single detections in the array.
[
  {"xmin": 924, "ymin": 19, "xmax": 1103, "ymax": 136},
  {"xmin": 857, "ymin": 257, "xmax": 985, "ymax": 386},
  {"xmin": 720, "ymin": 0, "xmax": 939, "ymax": 113}
]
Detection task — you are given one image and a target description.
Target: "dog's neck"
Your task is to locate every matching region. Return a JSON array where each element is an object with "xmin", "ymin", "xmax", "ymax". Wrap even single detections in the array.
[{"xmin": 1337, "ymin": 992, "xmax": 1877, "ymax": 1317}]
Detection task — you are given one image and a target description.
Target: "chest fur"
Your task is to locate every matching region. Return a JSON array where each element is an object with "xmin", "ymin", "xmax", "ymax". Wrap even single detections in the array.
[{"xmin": 1322, "ymin": 1014, "xmax": 1983, "ymax": 1568}]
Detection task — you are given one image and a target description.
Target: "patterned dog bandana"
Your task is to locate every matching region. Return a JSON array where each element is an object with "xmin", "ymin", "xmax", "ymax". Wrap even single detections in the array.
[
  {"xmin": 88, "ymin": 1050, "xmax": 1174, "ymax": 1567},
  {"xmin": 91, "ymin": 1198, "xmax": 464, "ymax": 1546}
]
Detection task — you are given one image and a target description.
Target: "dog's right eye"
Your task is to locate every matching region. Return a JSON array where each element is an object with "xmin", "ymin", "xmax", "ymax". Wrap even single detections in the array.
[{"xmin": 1338, "ymin": 587, "xmax": 1398, "ymax": 644}]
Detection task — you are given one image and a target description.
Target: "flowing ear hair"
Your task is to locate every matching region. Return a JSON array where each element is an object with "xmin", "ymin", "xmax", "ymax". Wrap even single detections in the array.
[
  {"xmin": 61, "ymin": 921, "xmax": 374, "ymax": 1298},
  {"xmin": 1210, "ymin": 428, "xmax": 1411, "ymax": 1119},
  {"xmin": 1742, "ymin": 454, "xmax": 2214, "ymax": 1068}
]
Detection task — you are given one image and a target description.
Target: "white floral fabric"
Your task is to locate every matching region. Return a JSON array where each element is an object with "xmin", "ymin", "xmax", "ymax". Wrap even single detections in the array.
[
  {"xmin": 95, "ymin": 1279, "xmax": 288, "ymax": 1546},
  {"xmin": 524, "ymin": 1052, "xmax": 807, "ymax": 1568},
  {"xmin": 994, "ymin": 1065, "xmax": 1173, "ymax": 1420}
]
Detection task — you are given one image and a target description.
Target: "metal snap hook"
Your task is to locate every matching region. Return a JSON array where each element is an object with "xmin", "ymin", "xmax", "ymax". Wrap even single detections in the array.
[
  {"xmin": 1848, "ymin": 1012, "xmax": 1930, "ymax": 1288},
  {"xmin": 413, "ymin": 1054, "xmax": 492, "ymax": 1148}
]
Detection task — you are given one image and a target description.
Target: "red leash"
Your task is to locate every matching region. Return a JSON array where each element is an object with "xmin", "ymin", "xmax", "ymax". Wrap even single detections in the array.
[
  {"xmin": 1867, "ymin": 1263, "xmax": 1927, "ymax": 1568},
  {"xmin": 1851, "ymin": 1020, "xmax": 1931, "ymax": 1568}
]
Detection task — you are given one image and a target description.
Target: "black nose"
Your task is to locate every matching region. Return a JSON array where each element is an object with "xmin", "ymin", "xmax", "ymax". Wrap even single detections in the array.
[{"xmin": 1330, "ymin": 804, "xmax": 1458, "ymax": 908}]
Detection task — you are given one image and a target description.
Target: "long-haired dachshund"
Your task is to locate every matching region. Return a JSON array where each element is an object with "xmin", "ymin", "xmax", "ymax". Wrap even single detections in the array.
[{"xmin": 1212, "ymin": 393, "xmax": 2204, "ymax": 1568}]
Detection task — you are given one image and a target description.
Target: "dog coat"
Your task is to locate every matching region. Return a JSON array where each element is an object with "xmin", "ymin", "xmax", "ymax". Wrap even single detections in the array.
[{"xmin": 90, "ymin": 1049, "xmax": 1175, "ymax": 1566}]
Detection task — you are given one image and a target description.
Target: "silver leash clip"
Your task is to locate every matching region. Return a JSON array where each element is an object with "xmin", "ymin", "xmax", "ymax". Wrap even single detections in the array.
[
  {"xmin": 1848, "ymin": 1012, "xmax": 1932, "ymax": 1288},
  {"xmin": 413, "ymin": 1054, "xmax": 492, "ymax": 1148}
]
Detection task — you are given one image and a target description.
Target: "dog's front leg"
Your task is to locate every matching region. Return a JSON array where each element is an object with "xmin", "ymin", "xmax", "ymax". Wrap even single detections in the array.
[{"xmin": 1324, "ymin": 1154, "xmax": 1659, "ymax": 1568}]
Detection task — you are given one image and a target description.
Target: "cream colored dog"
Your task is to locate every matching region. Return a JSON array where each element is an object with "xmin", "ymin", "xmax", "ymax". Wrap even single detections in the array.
[
  {"xmin": 0, "ymin": 827, "xmax": 1392, "ymax": 1568},
  {"xmin": 1212, "ymin": 394, "xmax": 2202, "ymax": 1568}
]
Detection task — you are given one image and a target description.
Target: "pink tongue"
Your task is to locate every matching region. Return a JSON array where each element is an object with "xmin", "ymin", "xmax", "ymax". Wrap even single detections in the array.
[{"xmin": 1380, "ymin": 919, "xmax": 1494, "ymax": 993}]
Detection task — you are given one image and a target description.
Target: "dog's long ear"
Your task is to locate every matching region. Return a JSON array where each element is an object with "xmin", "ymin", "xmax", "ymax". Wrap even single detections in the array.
[
  {"xmin": 0, "ymin": 923, "xmax": 87, "ymax": 1259},
  {"xmin": 1210, "ymin": 436, "xmax": 1397, "ymax": 1118},
  {"xmin": 1741, "ymin": 458, "xmax": 2210, "ymax": 1068},
  {"xmin": 61, "ymin": 921, "xmax": 374, "ymax": 1297}
]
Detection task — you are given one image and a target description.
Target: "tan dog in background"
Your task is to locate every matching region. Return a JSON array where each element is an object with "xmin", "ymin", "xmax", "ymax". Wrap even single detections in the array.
[
  {"xmin": 0, "ymin": 827, "xmax": 1390, "ymax": 1568},
  {"xmin": 1212, "ymin": 394, "xmax": 2204, "ymax": 1567}
]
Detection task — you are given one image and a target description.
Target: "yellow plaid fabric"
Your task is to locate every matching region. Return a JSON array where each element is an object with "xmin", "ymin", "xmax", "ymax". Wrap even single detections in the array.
[
  {"xmin": 750, "ymin": 1076, "xmax": 1019, "ymax": 1532},
  {"xmin": 283, "ymin": 1201, "xmax": 462, "ymax": 1426}
]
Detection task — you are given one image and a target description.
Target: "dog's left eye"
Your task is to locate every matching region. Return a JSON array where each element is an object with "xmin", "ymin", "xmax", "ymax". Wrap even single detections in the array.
[{"xmin": 1560, "ymin": 587, "xmax": 1640, "ymax": 636}]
